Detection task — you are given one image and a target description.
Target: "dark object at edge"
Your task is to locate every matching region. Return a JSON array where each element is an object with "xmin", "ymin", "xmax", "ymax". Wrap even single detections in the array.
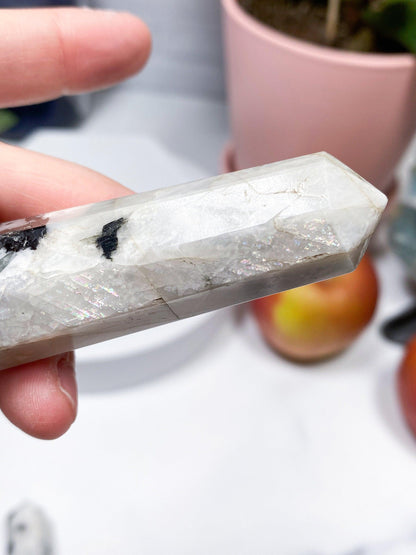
[
  {"xmin": 382, "ymin": 305, "xmax": 416, "ymax": 344},
  {"xmin": 0, "ymin": 226, "xmax": 47, "ymax": 253}
]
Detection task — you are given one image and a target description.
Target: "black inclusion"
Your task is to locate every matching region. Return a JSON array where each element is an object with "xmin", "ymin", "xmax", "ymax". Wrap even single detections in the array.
[
  {"xmin": 0, "ymin": 225, "xmax": 47, "ymax": 253},
  {"xmin": 96, "ymin": 217, "xmax": 126, "ymax": 260}
]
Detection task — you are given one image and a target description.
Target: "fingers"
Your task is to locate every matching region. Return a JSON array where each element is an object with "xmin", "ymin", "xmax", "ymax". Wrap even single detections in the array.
[
  {"xmin": 0, "ymin": 353, "xmax": 77, "ymax": 440},
  {"xmin": 0, "ymin": 8, "xmax": 151, "ymax": 108},
  {"xmin": 0, "ymin": 141, "xmax": 132, "ymax": 222},
  {"xmin": 0, "ymin": 6, "xmax": 150, "ymax": 438},
  {"xmin": 0, "ymin": 144, "xmax": 134, "ymax": 438}
]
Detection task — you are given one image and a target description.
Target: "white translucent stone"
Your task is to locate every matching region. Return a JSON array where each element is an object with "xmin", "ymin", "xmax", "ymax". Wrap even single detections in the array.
[{"xmin": 0, "ymin": 153, "xmax": 386, "ymax": 370}]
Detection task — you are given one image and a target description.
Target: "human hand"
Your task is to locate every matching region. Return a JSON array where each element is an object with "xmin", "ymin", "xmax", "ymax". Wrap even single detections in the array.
[{"xmin": 0, "ymin": 8, "xmax": 151, "ymax": 439}]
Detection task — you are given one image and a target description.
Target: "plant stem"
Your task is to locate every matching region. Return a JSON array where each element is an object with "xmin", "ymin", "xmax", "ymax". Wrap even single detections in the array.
[{"xmin": 325, "ymin": 0, "xmax": 341, "ymax": 44}]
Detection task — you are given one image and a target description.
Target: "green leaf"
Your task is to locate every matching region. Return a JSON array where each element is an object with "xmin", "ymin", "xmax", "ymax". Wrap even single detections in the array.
[
  {"xmin": 364, "ymin": 0, "xmax": 416, "ymax": 53},
  {"xmin": 0, "ymin": 109, "xmax": 19, "ymax": 135}
]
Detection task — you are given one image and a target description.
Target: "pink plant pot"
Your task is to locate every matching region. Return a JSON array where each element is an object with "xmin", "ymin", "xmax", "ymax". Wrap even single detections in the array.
[{"xmin": 222, "ymin": 0, "xmax": 416, "ymax": 192}]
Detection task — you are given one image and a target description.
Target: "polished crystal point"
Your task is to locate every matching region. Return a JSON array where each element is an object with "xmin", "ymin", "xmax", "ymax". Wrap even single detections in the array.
[{"xmin": 0, "ymin": 152, "xmax": 386, "ymax": 370}]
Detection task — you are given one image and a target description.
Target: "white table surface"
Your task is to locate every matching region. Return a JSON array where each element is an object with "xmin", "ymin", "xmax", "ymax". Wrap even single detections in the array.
[{"xmin": 0, "ymin": 90, "xmax": 415, "ymax": 555}]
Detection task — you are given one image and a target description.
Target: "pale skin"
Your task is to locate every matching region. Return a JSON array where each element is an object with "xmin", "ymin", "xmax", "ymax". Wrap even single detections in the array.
[{"xmin": 0, "ymin": 8, "xmax": 152, "ymax": 439}]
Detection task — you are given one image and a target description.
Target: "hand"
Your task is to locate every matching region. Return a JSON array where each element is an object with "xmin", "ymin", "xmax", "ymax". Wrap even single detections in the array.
[{"xmin": 0, "ymin": 8, "xmax": 151, "ymax": 439}]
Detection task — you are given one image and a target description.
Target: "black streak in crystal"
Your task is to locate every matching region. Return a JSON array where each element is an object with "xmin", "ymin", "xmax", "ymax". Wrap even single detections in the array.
[
  {"xmin": 0, "ymin": 225, "xmax": 47, "ymax": 253},
  {"xmin": 96, "ymin": 218, "xmax": 126, "ymax": 260}
]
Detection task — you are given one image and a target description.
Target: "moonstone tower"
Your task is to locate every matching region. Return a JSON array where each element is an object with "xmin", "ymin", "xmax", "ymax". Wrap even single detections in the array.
[{"xmin": 0, "ymin": 153, "xmax": 386, "ymax": 370}]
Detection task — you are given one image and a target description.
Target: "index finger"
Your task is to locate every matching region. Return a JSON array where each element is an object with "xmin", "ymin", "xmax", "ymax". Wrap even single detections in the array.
[
  {"xmin": 0, "ymin": 8, "xmax": 151, "ymax": 108},
  {"xmin": 0, "ymin": 141, "xmax": 132, "ymax": 222}
]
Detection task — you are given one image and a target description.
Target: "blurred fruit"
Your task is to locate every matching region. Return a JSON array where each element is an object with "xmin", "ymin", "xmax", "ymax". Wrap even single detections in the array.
[
  {"xmin": 397, "ymin": 335, "xmax": 416, "ymax": 437},
  {"xmin": 251, "ymin": 255, "xmax": 378, "ymax": 362}
]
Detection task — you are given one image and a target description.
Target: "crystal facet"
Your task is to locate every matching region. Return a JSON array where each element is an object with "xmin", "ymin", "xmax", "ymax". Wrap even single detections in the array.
[{"xmin": 0, "ymin": 153, "xmax": 386, "ymax": 370}]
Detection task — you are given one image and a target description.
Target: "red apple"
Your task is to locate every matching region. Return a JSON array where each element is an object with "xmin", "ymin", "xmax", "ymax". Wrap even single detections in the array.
[
  {"xmin": 397, "ymin": 336, "xmax": 416, "ymax": 437},
  {"xmin": 251, "ymin": 255, "xmax": 379, "ymax": 362}
]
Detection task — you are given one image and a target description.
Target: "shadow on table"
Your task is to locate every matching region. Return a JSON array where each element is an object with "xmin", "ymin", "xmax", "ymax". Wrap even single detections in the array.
[{"xmin": 76, "ymin": 310, "xmax": 230, "ymax": 394}]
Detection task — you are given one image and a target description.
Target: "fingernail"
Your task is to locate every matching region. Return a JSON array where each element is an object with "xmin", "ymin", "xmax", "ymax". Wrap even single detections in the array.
[{"xmin": 57, "ymin": 353, "xmax": 77, "ymax": 414}]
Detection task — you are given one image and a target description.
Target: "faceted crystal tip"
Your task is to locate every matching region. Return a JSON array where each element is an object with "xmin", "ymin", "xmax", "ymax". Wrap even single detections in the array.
[
  {"xmin": 224, "ymin": 151, "xmax": 387, "ymax": 272},
  {"xmin": 0, "ymin": 152, "xmax": 387, "ymax": 370},
  {"xmin": 306, "ymin": 152, "xmax": 387, "ymax": 267}
]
